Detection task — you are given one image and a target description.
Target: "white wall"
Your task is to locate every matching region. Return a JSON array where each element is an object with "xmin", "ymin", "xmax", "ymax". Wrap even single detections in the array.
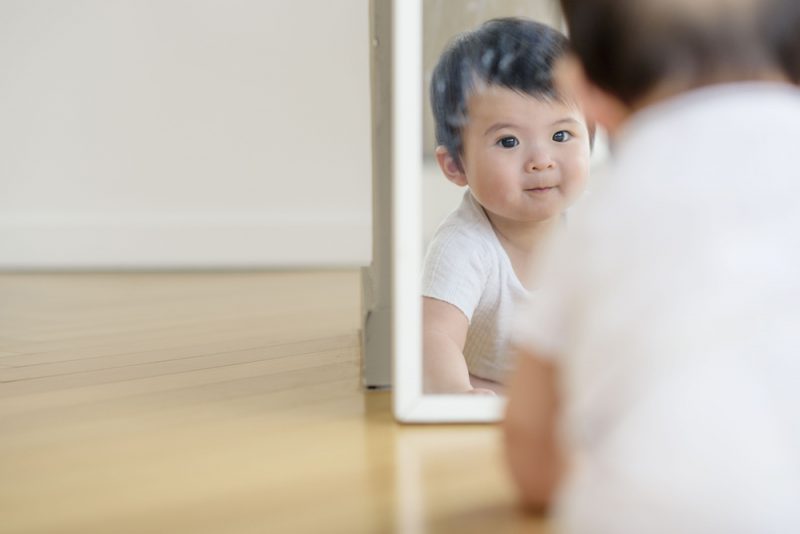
[{"xmin": 0, "ymin": 0, "xmax": 372, "ymax": 269}]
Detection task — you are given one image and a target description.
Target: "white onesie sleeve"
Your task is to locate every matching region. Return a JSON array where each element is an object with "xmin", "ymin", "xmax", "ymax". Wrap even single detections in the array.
[
  {"xmin": 422, "ymin": 222, "xmax": 490, "ymax": 322},
  {"xmin": 421, "ymin": 191, "xmax": 530, "ymax": 382}
]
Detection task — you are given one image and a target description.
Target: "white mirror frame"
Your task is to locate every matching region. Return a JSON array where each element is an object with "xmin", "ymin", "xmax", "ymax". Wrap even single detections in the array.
[{"xmin": 391, "ymin": 0, "xmax": 505, "ymax": 423}]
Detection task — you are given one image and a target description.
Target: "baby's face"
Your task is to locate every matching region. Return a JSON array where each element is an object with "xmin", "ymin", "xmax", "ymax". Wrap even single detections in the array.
[{"xmin": 459, "ymin": 85, "xmax": 590, "ymax": 224}]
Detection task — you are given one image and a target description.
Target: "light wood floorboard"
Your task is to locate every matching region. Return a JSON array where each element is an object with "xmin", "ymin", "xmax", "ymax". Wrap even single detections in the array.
[{"xmin": 0, "ymin": 271, "xmax": 548, "ymax": 534}]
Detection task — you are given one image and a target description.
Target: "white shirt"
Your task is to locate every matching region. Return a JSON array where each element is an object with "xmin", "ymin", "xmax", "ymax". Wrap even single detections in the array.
[
  {"xmin": 513, "ymin": 83, "xmax": 800, "ymax": 533},
  {"xmin": 423, "ymin": 190, "xmax": 529, "ymax": 383}
]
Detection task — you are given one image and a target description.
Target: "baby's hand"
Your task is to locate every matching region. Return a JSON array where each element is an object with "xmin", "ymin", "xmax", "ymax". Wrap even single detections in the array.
[{"xmin": 466, "ymin": 387, "xmax": 497, "ymax": 396}]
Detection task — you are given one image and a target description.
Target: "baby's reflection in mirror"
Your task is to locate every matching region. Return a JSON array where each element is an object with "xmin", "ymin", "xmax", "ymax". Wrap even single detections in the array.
[{"xmin": 421, "ymin": 18, "xmax": 592, "ymax": 395}]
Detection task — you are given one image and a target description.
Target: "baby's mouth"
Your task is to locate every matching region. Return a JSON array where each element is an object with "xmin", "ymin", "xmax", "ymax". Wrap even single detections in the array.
[{"xmin": 524, "ymin": 186, "xmax": 557, "ymax": 193}]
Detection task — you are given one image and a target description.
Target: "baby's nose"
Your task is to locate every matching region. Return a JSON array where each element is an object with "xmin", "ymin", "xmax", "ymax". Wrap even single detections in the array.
[{"xmin": 526, "ymin": 151, "xmax": 555, "ymax": 172}]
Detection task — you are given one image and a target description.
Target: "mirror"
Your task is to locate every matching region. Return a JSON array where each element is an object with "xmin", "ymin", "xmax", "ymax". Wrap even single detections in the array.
[{"xmin": 392, "ymin": 0, "xmax": 607, "ymax": 422}]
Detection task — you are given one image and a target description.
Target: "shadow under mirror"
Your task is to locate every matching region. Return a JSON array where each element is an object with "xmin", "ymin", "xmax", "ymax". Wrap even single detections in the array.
[{"xmin": 420, "ymin": 0, "xmax": 569, "ymax": 397}]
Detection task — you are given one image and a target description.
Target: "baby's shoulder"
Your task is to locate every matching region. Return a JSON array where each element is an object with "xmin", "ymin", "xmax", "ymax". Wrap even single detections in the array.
[
  {"xmin": 433, "ymin": 195, "xmax": 497, "ymax": 245},
  {"xmin": 426, "ymin": 213, "xmax": 496, "ymax": 264},
  {"xmin": 422, "ymin": 211, "xmax": 499, "ymax": 317}
]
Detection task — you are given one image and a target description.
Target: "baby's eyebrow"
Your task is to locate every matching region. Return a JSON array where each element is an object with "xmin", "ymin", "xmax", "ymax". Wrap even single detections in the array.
[
  {"xmin": 551, "ymin": 118, "xmax": 581, "ymax": 127},
  {"xmin": 484, "ymin": 118, "xmax": 581, "ymax": 136},
  {"xmin": 483, "ymin": 122, "xmax": 518, "ymax": 136}
]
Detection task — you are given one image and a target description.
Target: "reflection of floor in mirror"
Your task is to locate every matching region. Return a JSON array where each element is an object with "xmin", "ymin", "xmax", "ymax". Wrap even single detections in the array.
[{"xmin": 0, "ymin": 270, "xmax": 549, "ymax": 534}]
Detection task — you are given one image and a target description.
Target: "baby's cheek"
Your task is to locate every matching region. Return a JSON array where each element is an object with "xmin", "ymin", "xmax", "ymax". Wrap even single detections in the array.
[
  {"xmin": 568, "ymin": 161, "xmax": 590, "ymax": 195},
  {"xmin": 478, "ymin": 181, "xmax": 507, "ymax": 206},
  {"xmin": 561, "ymin": 174, "xmax": 588, "ymax": 205}
]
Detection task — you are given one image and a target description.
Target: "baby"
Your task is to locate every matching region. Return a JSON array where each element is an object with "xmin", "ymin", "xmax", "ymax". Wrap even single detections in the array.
[
  {"xmin": 422, "ymin": 18, "xmax": 591, "ymax": 394},
  {"xmin": 504, "ymin": 0, "xmax": 800, "ymax": 531}
]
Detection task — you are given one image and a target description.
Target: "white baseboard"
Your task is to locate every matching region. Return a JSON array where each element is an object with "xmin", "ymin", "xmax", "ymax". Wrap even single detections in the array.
[{"xmin": 0, "ymin": 212, "xmax": 371, "ymax": 269}]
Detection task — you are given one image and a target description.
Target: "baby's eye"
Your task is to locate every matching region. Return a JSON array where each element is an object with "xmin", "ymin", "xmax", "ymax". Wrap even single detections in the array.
[
  {"xmin": 552, "ymin": 130, "xmax": 572, "ymax": 142},
  {"xmin": 497, "ymin": 136, "xmax": 519, "ymax": 148}
]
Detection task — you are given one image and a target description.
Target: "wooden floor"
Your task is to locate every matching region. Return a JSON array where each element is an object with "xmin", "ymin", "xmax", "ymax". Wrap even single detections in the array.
[{"xmin": 0, "ymin": 271, "xmax": 548, "ymax": 534}]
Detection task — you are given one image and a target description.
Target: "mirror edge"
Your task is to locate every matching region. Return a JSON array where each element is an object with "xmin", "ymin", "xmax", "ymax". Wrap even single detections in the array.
[{"xmin": 391, "ymin": 0, "xmax": 505, "ymax": 423}]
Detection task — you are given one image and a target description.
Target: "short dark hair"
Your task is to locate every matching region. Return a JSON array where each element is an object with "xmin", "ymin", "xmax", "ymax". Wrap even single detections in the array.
[
  {"xmin": 429, "ymin": 18, "xmax": 569, "ymax": 167},
  {"xmin": 559, "ymin": 0, "xmax": 792, "ymax": 105},
  {"xmin": 767, "ymin": 0, "xmax": 800, "ymax": 83}
]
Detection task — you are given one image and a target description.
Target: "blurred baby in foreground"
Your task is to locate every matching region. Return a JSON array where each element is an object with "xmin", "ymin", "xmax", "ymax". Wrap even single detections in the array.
[{"xmin": 504, "ymin": 0, "xmax": 800, "ymax": 532}]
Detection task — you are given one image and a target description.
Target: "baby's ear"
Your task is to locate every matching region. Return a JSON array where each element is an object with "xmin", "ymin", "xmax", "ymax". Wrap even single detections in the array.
[{"xmin": 435, "ymin": 146, "xmax": 468, "ymax": 187}]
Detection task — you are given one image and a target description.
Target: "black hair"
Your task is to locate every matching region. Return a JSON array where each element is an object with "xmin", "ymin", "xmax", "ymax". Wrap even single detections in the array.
[
  {"xmin": 559, "ymin": 0, "xmax": 793, "ymax": 105},
  {"xmin": 766, "ymin": 0, "xmax": 800, "ymax": 83},
  {"xmin": 429, "ymin": 17, "xmax": 569, "ymax": 168}
]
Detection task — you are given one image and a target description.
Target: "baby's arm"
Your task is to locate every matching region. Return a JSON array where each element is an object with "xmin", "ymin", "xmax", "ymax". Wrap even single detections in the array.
[
  {"xmin": 422, "ymin": 297, "xmax": 494, "ymax": 394},
  {"xmin": 503, "ymin": 346, "xmax": 563, "ymax": 511},
  {"xmin": 469, "ymin": 374, "xmax": 505, "ymax": 394}
]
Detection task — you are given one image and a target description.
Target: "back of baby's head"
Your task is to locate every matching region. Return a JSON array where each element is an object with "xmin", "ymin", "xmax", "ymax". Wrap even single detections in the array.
[
  {"xmin": 430, "ymin": 18, "xmax": 568, "ymax": 164},
  {"xmin": 560, "ymin": 0, "xmax": 799, "ymax": 105}
]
